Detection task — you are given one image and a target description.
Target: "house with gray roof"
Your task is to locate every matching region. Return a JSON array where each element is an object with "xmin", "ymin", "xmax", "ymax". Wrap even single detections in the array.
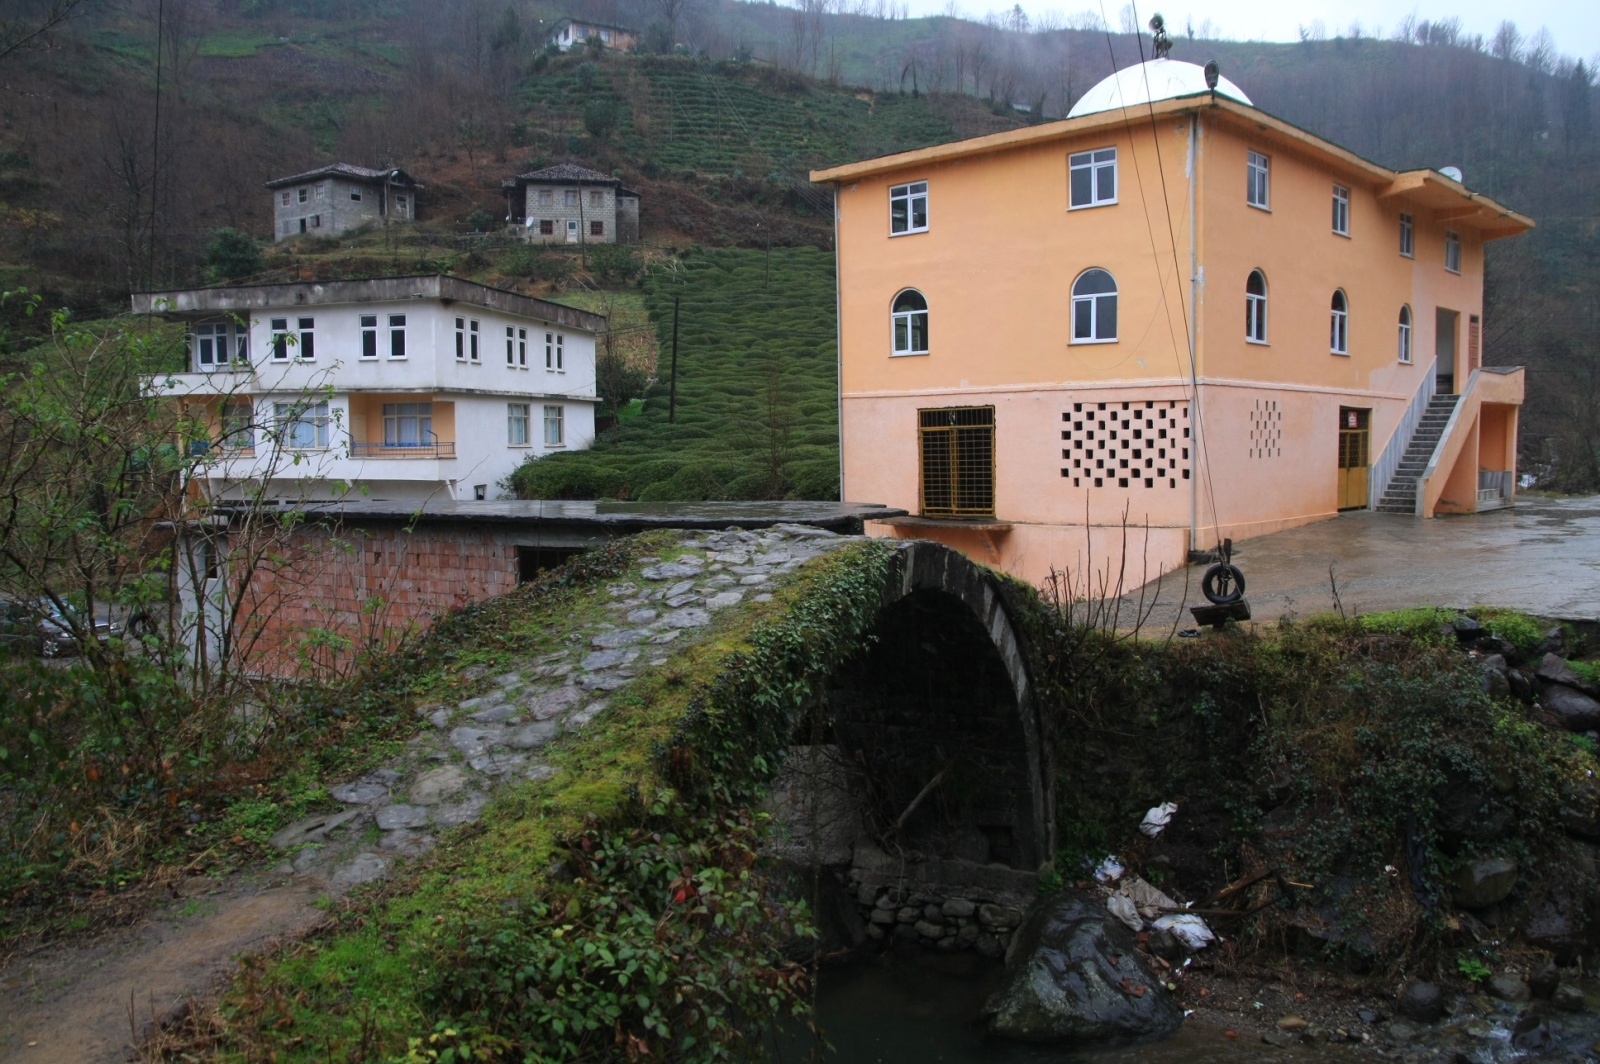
[
  {"xmin": 502, "ymin": 164, "xmax": 640, "ymax": 245},
  {"xmin": 265, "ymin": 164, "xmax": 423, "ymax": 242}
]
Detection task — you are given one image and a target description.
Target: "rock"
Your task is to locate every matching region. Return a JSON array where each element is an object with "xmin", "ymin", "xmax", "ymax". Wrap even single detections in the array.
[
  {"xmin": 1358, "ymin": 1009, "xmax": 1384, "ymax": 1025},
  {"xmin": 1530, "ymin": 963, "xmax": 1560, "ymax": 1000},
  {"xmin": 1147, "ymin": 926, "xmax": 1182, "ymax": 961},
  {"xmin": 505, "ymin": 721, "xmax": 561, "ymax": 750},
  {"xmin": 378, "ymin": 828, "xmax": 434, "ymax": 855},
  {"xmin": 897, "ymin": 906, "xmax": 919, "ymax": 924},
  {"xmin": 640, "ymin": 562, "xmax": 703, "ymax": 580},
  {"xmin": 1385, "ymin": 1020, "xmax": 1419, "ymax": 1044},
  {"xmin": 983, "ymin": 892, "xmax": 1184, "ymax": 1045},
  {"xmin": 626, "ymin": 609, "xmax": 658, "ymax": 624},
  {"xmin": 706, "ymin": 591, "xmax": 744, "ymax": 610},
  {"xmin": 1277, "ymin": 1015, "xmax": 1308, "ymax": 1030},
  {"xmin": 408, "ymin": 765, "xmax": 469, "ymax": 805},
  {"xmin": 434, "ymin": 794, "xmax": 488, "ymax": 827},
  {"xmin": 943, "ymin": 898, "xmax": 977, "ymax": 918},
  {"xmin": 428, "ymin": 707, "xmax": 452, "ymax": 729},
  {"xmin": 1512, "ymin": 1013, "xmax": 1562, "ymax": 1052},
  {"xmin": 665, "ymin": 594, "xmax": 699, "ymax": 608},
  {"xmin": 1524, "ymin": 901, "xmax": 1583, "ymax": 965},
  {"xmin": 1451, "ymin": 615, "xmax": 1483, "ymax": 639},
  {"xmin": 328, "ymin": 781, "xmax": 389, "ymax": 804},
  {"xmin": 448, "ymin": 726, "xmax": 503, "ymax": 758},
  {"xmin": 1451, "ymin": 857, "xmax": 1518, "ymax": 908},
  {"xmin": 581, "ymin": 648, "xmax": 632, "ymax": 671},
  {"xmin": 1537, "ymin": 653, "xmax": 1584, "ymax": 688},
  {"xmin": 468, "ymin": 752, "xmax": 527, "ymax": 776},
  {"xmin": 268, "ymin": 808, "xmax": 362, "ymax": 850},
  {"xmin": 468, "ymin": 704, "xmax": 515, "ymax": 724},
  {"xmin": 525, "ymin": 764, "xmax": 558, "ymax": 782},
  {"xmin": 1508, "ymin": 669, "xmax": 1535, "ymax": 703},
  {"xmin": 375, "ymin": 804, "xmax": 430, "ymax": 830},
  {"xmin": 527, "ymin": 687, "xmax": 582, "ymax": 721},
  {"xmin": 1481, "ymin": 653, "xmax": 1509, "ymax": 674},
  {"xmin": 915, "ymin": 919, "xmax": 944, "ymax": 939},
  {"xmin": 1482, "ymin": 667, "xmax": 1511, "ymax": 699},
  {"xmin": 958, "ymin": 923, "xmax": 981, "ymax": 945},
  {"xmin": 661, "ymin": 607, "xmax": 711, "ymax": 629},
  {"xmin": 1553, "ymin": 983, "xmax": 1587, "ymax": 1012},
  {"xmin": 1561, "ymin": 779, "xmax": 1600, "ymax": 839},
  {"xmin": 1487, "ymin": 972, "xmax": 1530, "ymax": 1002},
  {"xmin": 1538, "ymin": 627, "xmax": 1568, "ymax": 657},
  {"xmin": 1397, "ymin": 981, "xmax": 1445, "ymax": 1023},
  {"xmin": 980, "ymin": 903, "xmax": 1022, "ymax": 931},
  {"xmin": 1261, "ymin": 1030, "xmax": 1296, "ymax": 1048},
  {"xmin": 592, "ymin": 628, "xmax": 650, "ymax": 650},
  {"xmin": 975, "ymin": 933, "xmax": 1004, "ymax": 959},
  {"xmin": 1541, "ymin": 685, "xmax": 1600, "ymax": 731},
  {"xmin": 329, "ymin": 852, "xmax": 390, "ymax": 889},
  {"xmin": 869, "ymin": 908, "xmax": 896, "ymax": 925}
]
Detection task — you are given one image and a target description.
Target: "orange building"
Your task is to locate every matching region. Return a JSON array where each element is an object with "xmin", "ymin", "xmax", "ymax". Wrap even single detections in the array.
[{"xmin": 811, "ymin": 57, "xmax": 1532, "ymax": 590}]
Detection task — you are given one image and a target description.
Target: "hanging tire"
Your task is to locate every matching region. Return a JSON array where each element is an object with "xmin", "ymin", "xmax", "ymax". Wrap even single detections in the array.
[{"xmin": 1202, "ymin": 563, "xmax": 1246, "ymax": 605}]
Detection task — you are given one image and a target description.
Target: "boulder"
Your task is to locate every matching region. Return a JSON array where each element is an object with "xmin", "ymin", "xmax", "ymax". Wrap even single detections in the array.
[
  {"xmin": 1538, "ymin": 627, "xmax": 1568, "ymax": 658},
  {"xmin": 1541, "ymin": 684, "xmax": 1600, "ymax": 732},
  {"xmin": 1530, "ymin": 963, "xmax": 1560, "ymax": 1000},
  {"xmin": 1396, "ymin": 981, "xmax": 1445, "ymax": 1023},
  {"xmin": 1451, "ymin": 857, "xmax": 1518, "ymax": 909},
  {"xmin": 1508, "ymin": 669, "xmax": 1535, "ymax": 704},
  {"xmin": 1537, "ymin": 653, "xmax": 1584, "ymax": 688},
  {"xmin": 1524, "ymin": 901, "xmax": 1583, "ymax": 965},
  {"xmin": 1451, "ymin": 615, "xmax": 1484, "ymax": 640},
  {"xmin": 1487, "ymin": 972, "xmax": 1530, "ymax": 1002},
  {"xmin": 1553, "ymin": 983, "xmax": 1587, "ymax": 1012},
  {"xmin": 1482, "ymin": 667, "xmax": 1511, "ymax": 699},
  {"xmin": 1560, "ymin": 779, "xmax": 1600, "ymax": 840},
  {"xmin": 984, "ymin": 892, "xmax": 1184, "ymax": 1045}
]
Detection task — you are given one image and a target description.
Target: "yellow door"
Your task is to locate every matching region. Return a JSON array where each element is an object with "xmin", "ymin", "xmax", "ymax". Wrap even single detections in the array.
[{"xmin": 1337, "ymin": 407, "xmax": 1370, "ymax": 510}]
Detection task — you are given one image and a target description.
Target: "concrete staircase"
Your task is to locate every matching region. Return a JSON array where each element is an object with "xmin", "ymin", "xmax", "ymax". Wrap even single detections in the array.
[{"xmin": 1374, "ymin": 393, "xmax": 1461, "ymax": 514}]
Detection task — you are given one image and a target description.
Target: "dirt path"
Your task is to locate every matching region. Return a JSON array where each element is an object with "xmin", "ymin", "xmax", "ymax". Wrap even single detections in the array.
[{"xmin": 0, "ymin": 871, "xmax": 329, "ymax": 1063}]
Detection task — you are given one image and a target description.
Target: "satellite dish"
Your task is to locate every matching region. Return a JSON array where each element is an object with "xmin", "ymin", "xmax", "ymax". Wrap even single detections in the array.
[
  {"xmin": 1440, "ymin": 165, "xmax": 1464, "ymax": 183},
  {"xmin": 1204, "ymin": 60, "xmax": 1219, "ymax": 89}
]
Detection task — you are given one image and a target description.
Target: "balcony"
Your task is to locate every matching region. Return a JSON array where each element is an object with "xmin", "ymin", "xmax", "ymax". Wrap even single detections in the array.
[{"xmin": 349, "ymin": 439, "xmax": 457, "ymax": 460}]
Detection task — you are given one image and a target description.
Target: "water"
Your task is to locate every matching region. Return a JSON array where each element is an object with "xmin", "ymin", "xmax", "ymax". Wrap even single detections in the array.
[{"xmin": 774, "ymin": 951, "xmax": 1349, "ymax": 1064}]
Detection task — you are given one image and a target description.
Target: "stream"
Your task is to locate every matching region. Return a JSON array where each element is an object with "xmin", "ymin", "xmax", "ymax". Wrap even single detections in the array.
[{"xmin": 774, "ymin": 951, "xmax": 1354, "ymax": 1064}]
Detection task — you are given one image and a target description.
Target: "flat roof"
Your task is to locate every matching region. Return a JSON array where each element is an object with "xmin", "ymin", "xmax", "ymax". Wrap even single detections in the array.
[
  {"xmin": 231, "ymin": 499, "xmax": 908, "ymax": 534},
  {"xmin": 131, "ymin": 275, "xmax": 607, "ymax": 334}
]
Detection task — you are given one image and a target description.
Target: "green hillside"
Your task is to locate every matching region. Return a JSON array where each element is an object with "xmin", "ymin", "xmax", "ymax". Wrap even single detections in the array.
[{"xmin": 510, "ymin": 246, "xmax": 840, "ymax": 501}]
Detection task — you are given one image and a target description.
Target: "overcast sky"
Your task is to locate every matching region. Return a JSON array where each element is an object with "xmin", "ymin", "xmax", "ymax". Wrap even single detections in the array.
[{"xmin": 909, "ymin": 0, "xmax": 1589, "ymax": 61}]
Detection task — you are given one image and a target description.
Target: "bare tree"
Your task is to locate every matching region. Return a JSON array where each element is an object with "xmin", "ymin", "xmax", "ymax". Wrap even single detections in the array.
[{"xmin": 0, "ymin": 0, "xmax": 88, "ymax": 63}]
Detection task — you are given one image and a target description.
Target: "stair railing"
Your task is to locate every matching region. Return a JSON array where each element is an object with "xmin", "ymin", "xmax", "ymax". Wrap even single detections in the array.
[{"xmin": 1368, "ymin": 357, "xmax": 1437, "ymax": 509}]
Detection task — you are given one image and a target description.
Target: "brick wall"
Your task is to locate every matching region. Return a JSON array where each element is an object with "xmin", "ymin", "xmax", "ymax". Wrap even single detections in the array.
[{"xmin": 234, "ymin": 520, "xmax": 521, "ymax": 677}]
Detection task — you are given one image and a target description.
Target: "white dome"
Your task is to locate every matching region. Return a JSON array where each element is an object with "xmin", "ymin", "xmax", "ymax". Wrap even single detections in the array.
[{"xmin": 1067, "ymin": 58, "xmax": 1251, "ymax": 118}]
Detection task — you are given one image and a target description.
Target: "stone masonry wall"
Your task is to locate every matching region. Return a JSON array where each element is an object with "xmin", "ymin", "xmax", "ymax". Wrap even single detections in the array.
[
  {"xmin": 519, "ymin": 184, "xmax": 618, "ymax": 244},
  {"xmin": 236, "ymin": 521, "xmax": 520, "ymax": 676},
  {"xmin": 273, "ymin": 179, "xmax": 410, "ymax": 241}
]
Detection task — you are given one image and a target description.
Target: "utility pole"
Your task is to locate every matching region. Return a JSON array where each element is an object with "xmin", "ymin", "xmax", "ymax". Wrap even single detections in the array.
[{"xmin": 668, "ymin": 295, "xmax": 680, "ymax": 423}]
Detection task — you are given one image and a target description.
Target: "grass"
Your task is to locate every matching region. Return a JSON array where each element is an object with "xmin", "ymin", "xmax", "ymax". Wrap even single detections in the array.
[{"xmin": 510, "ymin": 245, "xmax": 840, "ymax": 501}]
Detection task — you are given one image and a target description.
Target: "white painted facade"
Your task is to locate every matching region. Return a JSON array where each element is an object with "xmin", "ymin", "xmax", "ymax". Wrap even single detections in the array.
[{"xmin": 136, "ymin": 278, "xmax": 602, "ymax": 503}]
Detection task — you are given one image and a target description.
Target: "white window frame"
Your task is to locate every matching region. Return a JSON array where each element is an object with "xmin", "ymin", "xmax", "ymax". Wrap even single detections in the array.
[
  {"xmin": 388, "ymin": 314, "xmax": 407, "ymax": 359},
  {"xmin": 382, "ymin": 401, "xmax": 432, "ymax": 447},
  {"xmin": 273, "ymin": 400, "xmax": 330, "ymax": 449},
  {"xmin": 454, "ymin": 317, "xmax": 466, "ymax": 361},
  {"xmin": 506, "ymin": 326, "xmax": 516, "ymax": 366},
  {"xmin": 1445, "ymin": 230, "xmax": 1461, "ymax": 273},
  {"xmin": 469, "ymin": 319, "xmax": 480, "ymax": 362},
  {"xmin": 1398, "ymin": 305, "xmax": 1413, "ymax": 364},
  {"xmin": 589, "ymin": 189, "xmax": 604, "ymax": 208},
  {"xmin": 296, "ymin": 317, "xmax": 315, "ymax": 361},
  {"xmin": 546, "ymin": 332, "xmax": 565, "ymax": 372},
  {"xmin": 538, "ymin": 189, "xmax": 554, "ymax": 207},
  {"xmin": 564, "ymin": 189, "xmax": 579, "ymax": 207},
  {"xmin": 891, "ymin": 289, "xmax": 929, "ymax": 356},
  {"xmin": 195, "ymin": 323, "xmax": 237, "ymax": 370},
  {"xmin": 508, "ymin": 403, "xmax": 531, "ymax": 446},
  {"xmin": 889, "ymin": 181, "xmax": 929, "ymax": 236},
  {"xmin": 1330, "ymin": 290, "xmax": 1349, "ymax": 355},
  {"xmin": 360, "ymin": 314, "xmax": 378, "ymax": 359},
  {"xmin": 518, "ymin": 328, "xmax": 528, "ymax": 369},
  {"xmin": 221, "ymin": 401, "xmax": 254, "ymax": 452},
  {"xmin": 1332, "ymin": 185, "xmax": 1350, "ymax": 236},
  {"xmin": 270, "ymin": 317, "xmax": 290, "ymax": 361},
  {"xmin": 350, "ymin": 187, "xmax": 362, "ymax": 202},
  {"xmin": 1068, "ymin": 148, "xmax": 1117, "ymax": 209},
  {"xmin": 1245, "ymin": 270, "xmax": 1268, "ymax": 345},
  {"xmin": 1071, "ymin": 269, "xmax": 1118, "ymax": 344},
  {"xmin": 1399, "ymin": 212, "xmax": 1414, "ymax": 257},
  {"xmin": 1247, "ymin": 151, "xmax": 1270, "ymax": 210},
  {"xmin": 543, "ymin": 404, "xmax": 565, "ymax": 447}
]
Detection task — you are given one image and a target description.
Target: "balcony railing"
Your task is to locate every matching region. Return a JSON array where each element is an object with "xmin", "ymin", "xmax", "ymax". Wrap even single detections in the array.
[{"xmin": 349, "ymin": 440, "xmax": 457, "ymax": 459}]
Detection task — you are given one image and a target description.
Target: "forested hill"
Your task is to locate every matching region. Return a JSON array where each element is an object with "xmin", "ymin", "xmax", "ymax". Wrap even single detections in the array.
[{"xmin": 0, "ymin": 0, "xmax": 1596, "ymax": 479}]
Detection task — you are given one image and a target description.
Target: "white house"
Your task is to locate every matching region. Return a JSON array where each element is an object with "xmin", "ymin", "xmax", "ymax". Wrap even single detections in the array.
[
  {"xmin": 547, "ymin": 18, "xmax": 636, "ymax": 52},
  {"xmin": 131, "ymin": 276, "xmax": 604, "ymax": 504}
]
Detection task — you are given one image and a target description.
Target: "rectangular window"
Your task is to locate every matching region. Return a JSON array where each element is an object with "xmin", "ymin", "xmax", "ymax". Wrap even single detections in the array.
[
  {"xmin": 546, "ymin": 332, "xmax": 564, "ymax": 371},
  {"xmin": 221, "ymin": 401, "xmax": 254, "ymax": 451},
  {"xmin": 918, "ymin": 407, "xmax": 995, "ymax": 518},
  {"xmin": 538, "ymin": 190, "xmax": 554, "ymax": 206},
  {"xmin": 280, "ymin": 191, "xmax": 290, "ymax": 207},
  {"xmin": 454, "ymin": 317, "xmax": 466, "ymax": 360},
  {"xmin": 1399, "ymin": 212, "xmax": 1414, "ymax": 257},
  {"xmin": 1332, "ymin": 185, "xmax": 1350, "ymax": 235},
  {"xmin": 543, "ymin": 405, "xmax": 565, "ymax": 446},
  {"xmin": 1068, "ymin": 148, "xmax": 1117, "ymax": 208},
  {"xmin": 589, "ymin": 189, "xmax": 604, "ymax": 208},
  {"xmin": 310, "ymin": 215, "xmax": 321, "ymax": 229},
  {"xmin": 470, "ymin": 319, "xmax": 480, "ymax": 361},
  {"xmin": 297, "ymin": 187, "xmax": 308, "ymax": 204},
  {"xmin": 1445, "ymin": 230, "xmax": 1461, "ymax": 273},
  {"xmin": 889, "ymin": 180, "xmax": 929, "ymax": 235},
  {"xmin": 506, "ymin": 326, "xmax": 516, "ymax": 366},
  {"xmin": 382, "ymin": 402, "xmax": 432, "ymax": 447},
  {"xmin": 396, "ymin": 195, "xmax": 408, "ymax": 212},
  {"xmin": 297, "ymin": 317, "xmax": 315, "ymax": 360},
  {"xmin": 518, "ymin": 328, "xmax": 528, "ymax": 368},
  {"xmin": 361, "ymin": 314, "xmax": 378, "ymax": 358},
  {"xmin": 270, "ymin": 317, "xmax": 289, "ymax": 360},
  {"xmin": 350, "ymin": 187, "xmax": 362, "ymax": 201},
  {"xmin": 195, "ymin": 323, "xmax": 233, "ymax": 369},
  {"xmin": 1247, "ymin": 151, "xmax": 1270, "ymax": 209},
  {"xmin": 315, "ymin": 184, "xmax": 325, "ymax": 201},
  {"xmin": 508, "ymin": 403, "xmax": 531, "ymax": 446},
  {"xmin": 274, "ymin": 400, "xmax": 330, "ymax": 449},
  {"xmin": 590, "ymin": 220, "xmax": 604, "ymax": 236},
  {"xmin": 388, "ymin": 314, "xmax": 406, "ymax": 359},
  {"xmin": 564, "ymin": 189, "xmax": 579, "ymax": 207},
  {"xmin": 539, "ymin": 220, "xmax": 554, "ymax": 235}
]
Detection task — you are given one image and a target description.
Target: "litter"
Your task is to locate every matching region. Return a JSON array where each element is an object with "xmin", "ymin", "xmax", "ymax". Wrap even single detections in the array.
[
  {"xmin": 1106, "ymin": 893, "xmax": 1143, "ymax": 932},
  {"xmin": 1121, "ymin": 877, "xmax": 1179, "ymax": 920},
  {"xmin": 1094, "ymin": 856, "xmax": 1125, "ymax": 884},
  {"xmin": 1153, "ymin": 913, "xmax": 1216, "ymax": 951},
  {"xmin": 1140, "ymin": 802, "xmax": 1179, "ymax": 837}
]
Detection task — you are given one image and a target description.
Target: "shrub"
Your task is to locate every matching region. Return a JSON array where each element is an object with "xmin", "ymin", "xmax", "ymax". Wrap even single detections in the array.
[
  {"xmin": 205, "ymin": 227, "xmax": 264, "ymax": 281},
  {"xmin": 583, "ymin": 97, "xmax": 620, "ymax": 139},
  {"xmin": 588, "ymin": 243, "xmax": 640, "ymax": 285}
]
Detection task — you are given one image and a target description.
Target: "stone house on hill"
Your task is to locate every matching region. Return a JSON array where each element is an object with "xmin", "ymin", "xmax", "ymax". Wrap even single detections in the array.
[
  {"xmin": 265, "ymin": 164, "xmax": 422, "ymax": 242},
  {"xmin": 811, "ymin": 55, "xmax": 1531, "ymax": 590},
  {"xmin": 503, "ymin": 164, "xmax": 640, "ymax": 245}
]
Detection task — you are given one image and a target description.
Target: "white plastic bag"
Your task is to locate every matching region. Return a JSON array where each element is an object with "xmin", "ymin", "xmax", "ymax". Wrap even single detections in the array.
[
  {"xmin": 1093, "ymin": 856, "xmax": 1125, "ymax": 884},
  {"xmin": 1152, "ymin": 912, "xmax": 1215, "ymax": 951},
  {"xmin": 1106, "ymin": 893, "xmax": 1143, "ymax": 932},
  {"xmin": 1140, "ymin": 801, "xmax": 1179, "ymax": 838}
]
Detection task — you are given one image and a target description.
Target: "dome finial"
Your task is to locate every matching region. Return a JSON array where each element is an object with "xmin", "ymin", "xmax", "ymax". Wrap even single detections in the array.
[{"xmin": 1149, "ymin": 13, "xmax": 1172, "ymax": 58}]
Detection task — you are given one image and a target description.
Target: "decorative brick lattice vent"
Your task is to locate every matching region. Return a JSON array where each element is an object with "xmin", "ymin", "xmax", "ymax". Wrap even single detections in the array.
[
  {"xmin": 1061, "ymin": 400, "xmax": 1190, "ymax": 489},
  {"xmin": 1249, "ymin": 398, "xmax": 1283, "ymax": 459}
]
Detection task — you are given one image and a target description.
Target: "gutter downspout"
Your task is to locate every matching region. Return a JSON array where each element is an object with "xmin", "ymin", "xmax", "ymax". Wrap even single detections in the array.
[
  {"xmin": 1187, "ymin": 110, "xmax": 1200, "ymax": 554},
  {"xmin": 833, "ymin": 184, "xmax": 845, "ymax": 503}
]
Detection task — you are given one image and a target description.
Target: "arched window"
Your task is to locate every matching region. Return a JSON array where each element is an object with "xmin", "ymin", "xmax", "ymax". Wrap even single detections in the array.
[
  {"xmin": 1245, "ymin": 270, "xmax": 1268, "ymax": 343},
  {"xmin": 1071, "ymin": 268, "xmax": 1118, "ymax": 343},
  {"xmin": 1330, "ymin": 289, "xmax": 1349, "ymax": 354},
  {"xmin": 892, "ymin": 289, "xmax": 929, "ymax": 355},
  {"xmin": 1398, "ymin": 305, "xmax": 1413, "ymax": 364}
]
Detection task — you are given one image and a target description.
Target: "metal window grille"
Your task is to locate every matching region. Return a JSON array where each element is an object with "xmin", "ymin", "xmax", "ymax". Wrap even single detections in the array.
[
  {"xmin": 1338, "ymin": 408, "xmax": 1370, "ymax": 469},
  {"xmin": 919, "ymin": 407, "xmax": 995, "ymax": 517}
]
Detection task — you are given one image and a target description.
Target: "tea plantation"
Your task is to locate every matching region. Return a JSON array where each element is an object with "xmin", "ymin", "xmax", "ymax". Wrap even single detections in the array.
[{"xmin": 509, "ymin": 246, "xmax": 840, "ymax": 501}]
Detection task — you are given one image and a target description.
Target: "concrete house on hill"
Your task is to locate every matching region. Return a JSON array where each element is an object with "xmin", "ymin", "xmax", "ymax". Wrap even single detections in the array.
[
  {"xmin": 266, "ymin": 164, "xmax": 422, "ymax": 241},
  {"xmin": 811, "ymin": 54, "xmax": 1531, "ymax": 589},
  {"xmin": 547, "ymin": 18, "xmax": 636, "ymax": 52},
  {"xmin": 503, "ymin": 164, "xmax": 640, "ymax": 245},
  {"xmin": 131, "ymin": 276, "xmax": 603, "ymax": 505}
]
